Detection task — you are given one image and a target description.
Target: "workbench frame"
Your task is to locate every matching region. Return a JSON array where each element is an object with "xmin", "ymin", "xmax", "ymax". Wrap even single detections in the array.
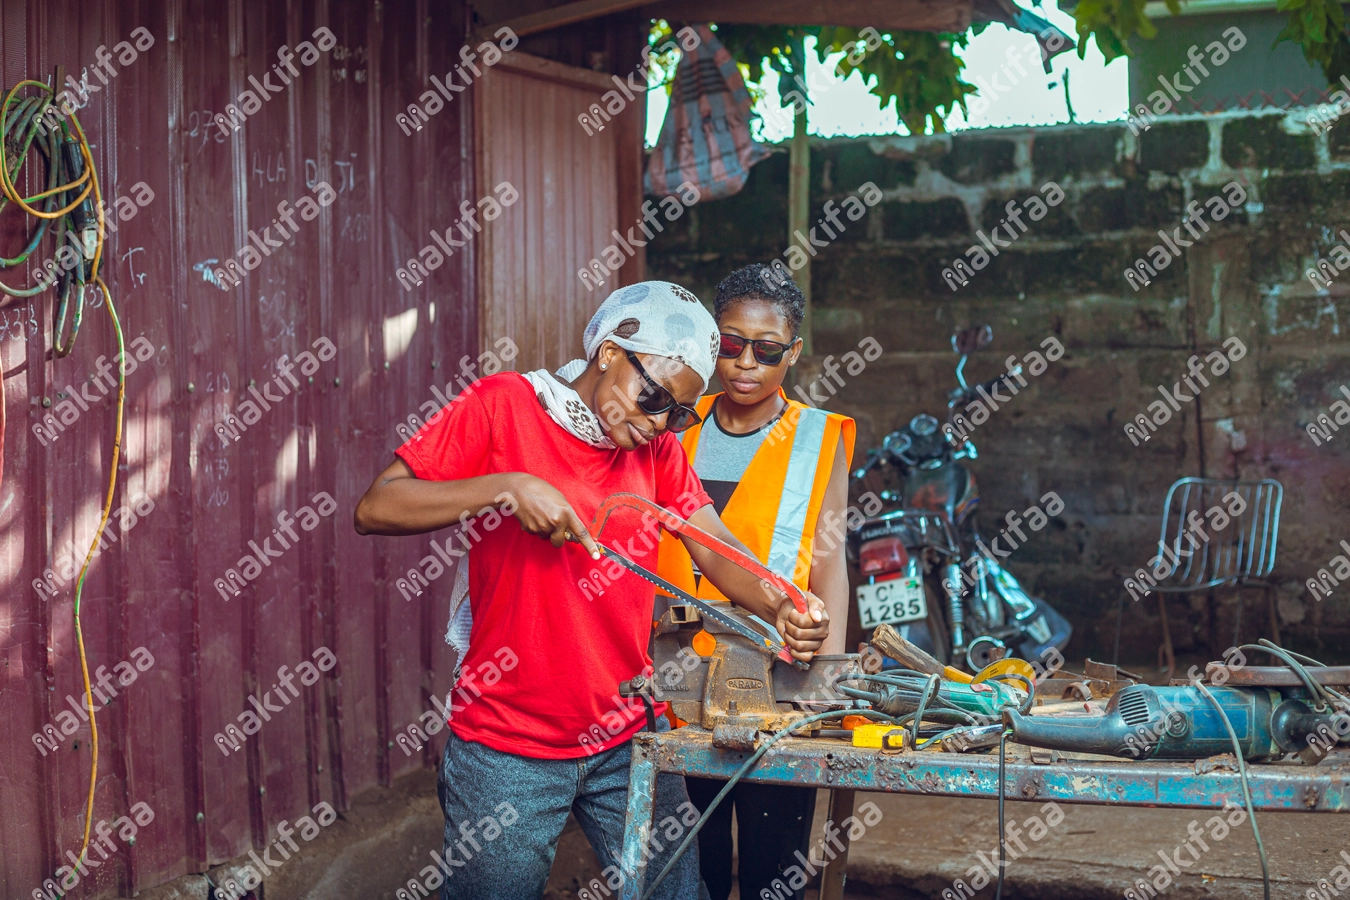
[{"xmin": 618, "ymin": 728, "xmax": 1350, "ymax": 900}]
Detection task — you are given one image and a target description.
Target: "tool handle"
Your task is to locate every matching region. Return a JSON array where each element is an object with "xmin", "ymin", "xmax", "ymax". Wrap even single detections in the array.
[
  {"xmin": 590, "ymin": 492, "xmax": 810, "ymax": 615},
  {"xmin": 870, "ymin": 623, "xmax": 946, "ymax": 675}
]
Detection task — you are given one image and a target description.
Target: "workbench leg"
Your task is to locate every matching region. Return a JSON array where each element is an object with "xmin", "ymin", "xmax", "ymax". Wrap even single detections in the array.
[
  {"xmin": 619, "ymin": 741, "xmax": 659, "ymax": 900},
  {"xmin": 818, "ymin": 789, "xmax": 855, "ymax": 900}
]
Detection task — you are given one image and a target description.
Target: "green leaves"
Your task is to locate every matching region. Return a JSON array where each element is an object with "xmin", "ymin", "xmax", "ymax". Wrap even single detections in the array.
[
  {"xmin": 713, "ymin": 23, "xmax": 823, "ymax": 114},
  {"xmin": 715, "ymin": 25, "xmax": 975, "ymax": 136},
  {"xmin": 698, "ymin": 0, "xmax": 1350, "ymax": 138},
  {"xmin": 645, "ymin": 21, "xmax": 689, "ymax": 88},
  {"xmin": 1068, "ymin": 0, "xmax": 1178, "ymax": 63},
  {"xmin": 1065, "ymin": 0, "xmax": 1350, "ymax": 88},
  {"xmin": 824, "ymin": 29, "xmax": 976, "ymax": 134},
  {"xmin": 1275, "ymin": 0, "xmax": 1350, "ymax": 86}
]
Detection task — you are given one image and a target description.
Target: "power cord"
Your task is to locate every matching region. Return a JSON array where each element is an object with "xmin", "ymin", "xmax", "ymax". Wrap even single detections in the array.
[
  {"xmin": 1193, "ymin": 680, "xmax": 1269, "ymax": 900},
  {"xmin": 1, "ymin": 76, "xmax": 124, "ymax": 891},
  {"xmin": 911, "ymin": 673, "xmax": 941, "ymax": 748},
  {"xmin": 994, "ymin": 727, "xmax": 1012, "ymax": 900},
  {"xmin": 1180, "ymin": 637, "xmax": 1334, "ymax": 900}
]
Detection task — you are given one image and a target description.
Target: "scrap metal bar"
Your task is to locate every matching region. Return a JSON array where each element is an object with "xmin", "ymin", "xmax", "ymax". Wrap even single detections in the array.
[{"xmin": 1218, "ymin": 665, "xmax": 1350, "ymax": 687}]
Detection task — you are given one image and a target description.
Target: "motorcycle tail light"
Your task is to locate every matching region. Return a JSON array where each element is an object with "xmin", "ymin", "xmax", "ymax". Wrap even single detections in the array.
[{"xmin": 860, "ymin": 537, "xmax": 908, "ymax": 575}]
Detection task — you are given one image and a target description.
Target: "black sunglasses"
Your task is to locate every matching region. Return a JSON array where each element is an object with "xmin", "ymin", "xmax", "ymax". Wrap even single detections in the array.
[
  {"xmin": 624, "ymin": 351, "xmax": 702, "ymax": 433},
  {"xmin": 718, "ymin": 333, "xmax": 795, "ymax": 366}
]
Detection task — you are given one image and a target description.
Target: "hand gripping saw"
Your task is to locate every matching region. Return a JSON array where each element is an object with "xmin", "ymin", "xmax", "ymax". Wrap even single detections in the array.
[{"xmin": 587, "ymin": 492, "xmax": 812, "ymax": 670}]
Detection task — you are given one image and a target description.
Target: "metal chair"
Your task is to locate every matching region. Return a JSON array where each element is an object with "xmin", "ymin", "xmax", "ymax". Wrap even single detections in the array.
[{"xmin": 1120, "ymin": 477, "xmax": 1283, "ymax": 678}]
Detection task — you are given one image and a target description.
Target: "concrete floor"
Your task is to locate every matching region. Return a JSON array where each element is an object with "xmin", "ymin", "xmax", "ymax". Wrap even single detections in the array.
[{"xmin": 141, "ymin": 757, "xmax": 1346, "ymax": 900}]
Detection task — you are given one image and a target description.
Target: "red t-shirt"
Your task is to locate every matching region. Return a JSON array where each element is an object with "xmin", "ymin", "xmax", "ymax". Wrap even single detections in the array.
[{"xmin": 396, "ymin": 372, "xmax": 710, "ymax": 759}]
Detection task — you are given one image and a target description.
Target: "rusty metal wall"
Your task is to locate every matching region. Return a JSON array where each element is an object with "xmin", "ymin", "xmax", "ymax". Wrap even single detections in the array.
[{"xmin": 0, "ymin": 0, "xmax": 477, "ymax": 894}]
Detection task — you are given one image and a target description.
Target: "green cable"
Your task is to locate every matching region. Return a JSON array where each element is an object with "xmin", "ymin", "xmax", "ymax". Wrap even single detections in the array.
[
  {"xmin": 0, "ymin": 91, "xmax": 84, "ymax": 309},
  {"xmin": 52, "ymin": 272, "xmax": 83, "ymax": 357},
  {"xmin": 994, "ymin": 728, "xmax": 1012, "ymax": 900},
  {"xmin": 911, "ymin": 673, "xmax": 941, "ymax": 747},
  {"xmin": 0, "ymin": 92, "xmax": 63, "ymax": 288},
  {"xmin": 1193, "ymin": 680, "xmax": 1270, "ymax": 900}
]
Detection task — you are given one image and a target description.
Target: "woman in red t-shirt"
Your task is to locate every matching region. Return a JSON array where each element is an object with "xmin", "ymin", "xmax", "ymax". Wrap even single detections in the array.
[{"xmin": 353, "ymin": 281, "xmax": 829, "ymax": 900}]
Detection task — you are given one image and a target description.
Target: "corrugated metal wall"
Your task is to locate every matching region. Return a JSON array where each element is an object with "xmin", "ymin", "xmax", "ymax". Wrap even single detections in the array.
[{"xmin": 0, "ymin": 0, "xmax": 478, "ymax": 894}]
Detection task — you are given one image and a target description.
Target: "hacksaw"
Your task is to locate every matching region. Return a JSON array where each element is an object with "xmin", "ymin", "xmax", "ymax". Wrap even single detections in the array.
[{"xmin": 587, "ymin": 492, "xmax": 811, "ymax": 670}]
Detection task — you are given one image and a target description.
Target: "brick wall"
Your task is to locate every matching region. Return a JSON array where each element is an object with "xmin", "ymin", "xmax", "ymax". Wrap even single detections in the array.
[{"xmin": 647, "ymin": 109, "xmax": 1350, "ymax": 663}]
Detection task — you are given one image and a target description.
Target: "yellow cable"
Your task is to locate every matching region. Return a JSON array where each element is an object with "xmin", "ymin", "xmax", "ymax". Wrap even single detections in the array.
[
  {"xmin": 51, "ymin": 102, "xmax": 113, "ymax": 885},
  {"xmin": 68, "ymin": 277, "xmax": 122, "ymax": 882},
  {"xmin": 0, "ymin": 81, "xmax": 95, "ymax": 219},
  {"xmin": 4, "ymin": 70, "xmax": 120, "ymax": 888},
  {"xmin": 23, "ymin": 168, "xmax": 89, "ymax": 204}
]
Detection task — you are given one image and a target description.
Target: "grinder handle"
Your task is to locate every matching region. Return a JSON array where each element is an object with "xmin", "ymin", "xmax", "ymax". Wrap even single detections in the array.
[{"xmin": 1002, "ymin": 706, "xmax": 1135, "ymax": 756}]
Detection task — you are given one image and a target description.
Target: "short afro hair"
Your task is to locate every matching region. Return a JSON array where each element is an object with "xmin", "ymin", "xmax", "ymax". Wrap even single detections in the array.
[{"xmin": 713, "ymin": 263, "xmax": 805, "ymax": 338}]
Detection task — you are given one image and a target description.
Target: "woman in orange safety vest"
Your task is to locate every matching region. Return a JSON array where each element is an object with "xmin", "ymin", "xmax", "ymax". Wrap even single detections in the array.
[{"xmin": 656, "ymin": 263, "xmax": 854, "ymax": 900}]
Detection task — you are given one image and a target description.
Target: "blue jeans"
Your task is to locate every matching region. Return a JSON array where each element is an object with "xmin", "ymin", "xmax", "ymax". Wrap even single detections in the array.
[{"xmin": 436, "ymin": 718, "xmax": 709, "ymax": 900}]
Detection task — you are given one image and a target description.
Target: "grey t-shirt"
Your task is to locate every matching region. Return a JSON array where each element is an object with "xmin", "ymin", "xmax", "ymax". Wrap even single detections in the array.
[
  {"xmin": 691, "ymin": 399, "xmax": 779, "ymax": 515},
  {"xmin": 675, "ymin": 400, "xmax": 787, "ymax": 640}
]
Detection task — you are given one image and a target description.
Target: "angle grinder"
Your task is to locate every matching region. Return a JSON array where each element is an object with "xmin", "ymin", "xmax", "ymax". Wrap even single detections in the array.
[{"xmin": 1002, "ymin": 683, "xmax": 1341, "ymax": 761}]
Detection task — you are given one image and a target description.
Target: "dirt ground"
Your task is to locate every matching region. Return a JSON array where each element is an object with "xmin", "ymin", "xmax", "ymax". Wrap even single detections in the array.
[{"xmin": 546, "ymin": 791, "xmax": 1350, "ymax": 900}]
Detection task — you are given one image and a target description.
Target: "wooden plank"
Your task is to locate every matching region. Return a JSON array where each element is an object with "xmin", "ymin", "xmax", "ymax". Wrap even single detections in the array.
[
  {"xmin": 818, "ymin": 789, "xmax": 856, "ymax": 900},
  {"xmin": 612, "ymin": 15, "xmax": 646, "ymax": 287},
  {"xmin": 641, "ymin": 0, "xmax": 973, "ymax": 34},
  {"xmin": 480, "ymin": 0, "xmax": 974, "ymax": 39},
  {"xmin": 496, "ymin": 49, "xmax": 619, "ymax": 94},
  {"xmin": 476, "ymin": 0, "xmax": 651, "ymax": 42}
]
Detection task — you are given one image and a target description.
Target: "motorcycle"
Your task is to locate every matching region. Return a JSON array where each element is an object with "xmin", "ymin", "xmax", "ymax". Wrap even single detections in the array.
[{"xmin": 847, "ymin": 324, "xmax": 1072, "ymax": 672}]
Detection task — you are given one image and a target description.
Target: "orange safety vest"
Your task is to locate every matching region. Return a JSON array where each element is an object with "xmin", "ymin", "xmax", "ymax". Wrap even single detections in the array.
[{"xmin": 656, "ymin": 390, "xmax": 855, "ymax": 598}]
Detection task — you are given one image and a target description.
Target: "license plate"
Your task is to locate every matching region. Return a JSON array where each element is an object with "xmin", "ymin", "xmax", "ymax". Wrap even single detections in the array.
[{"xmin": 857, "ymin": 576, "xmax": 927, "ymax": 628}]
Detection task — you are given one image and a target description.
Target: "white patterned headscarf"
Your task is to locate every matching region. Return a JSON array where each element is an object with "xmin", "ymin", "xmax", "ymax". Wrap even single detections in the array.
[
  {"xmin": 522, "ymin": 280, "xmax": 718, "ymax": 449},
  {"xmin": 581, "ymin": 280, "xmax": 719, "ymax": 387}
]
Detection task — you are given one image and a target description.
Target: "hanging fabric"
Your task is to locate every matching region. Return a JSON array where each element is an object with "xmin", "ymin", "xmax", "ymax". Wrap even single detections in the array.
[{"xmin": 645, "ymin": 25, "xmax": 772, "ymax": 201}]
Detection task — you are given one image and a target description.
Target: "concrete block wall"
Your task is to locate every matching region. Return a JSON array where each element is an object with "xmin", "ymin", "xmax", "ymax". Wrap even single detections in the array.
[{"xmin": 647, "ymin": 109, "xmax": 1350, "ymax": 663}]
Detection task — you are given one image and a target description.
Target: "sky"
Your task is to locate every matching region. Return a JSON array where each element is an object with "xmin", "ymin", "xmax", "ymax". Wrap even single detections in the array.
[{"xmin": 644, "ymin": 5, "xmax": 1130, "ymax": 145}]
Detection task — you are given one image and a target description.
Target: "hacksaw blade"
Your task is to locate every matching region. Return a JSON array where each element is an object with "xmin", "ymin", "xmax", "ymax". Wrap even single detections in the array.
[{"xmin": 599, "ymin": 546, "xmax": 809, "ymax": 670}]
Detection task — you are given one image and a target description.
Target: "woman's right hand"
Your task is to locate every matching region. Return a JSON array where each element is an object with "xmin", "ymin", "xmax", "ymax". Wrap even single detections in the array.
[{"xmin": 504, "ymin": 473, "xmax": 602, "ymax": 559}]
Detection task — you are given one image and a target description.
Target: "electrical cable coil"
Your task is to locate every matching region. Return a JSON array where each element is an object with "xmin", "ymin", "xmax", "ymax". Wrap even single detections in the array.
[{"xmin": 1, "ymin": 75, "xmax": 125, "ymax": 892}]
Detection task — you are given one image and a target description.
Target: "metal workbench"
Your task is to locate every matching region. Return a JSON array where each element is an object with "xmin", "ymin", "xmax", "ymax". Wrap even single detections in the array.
[{"xmin": 617, "ymin": 727, "xmax": 1350, "ymax": 900}]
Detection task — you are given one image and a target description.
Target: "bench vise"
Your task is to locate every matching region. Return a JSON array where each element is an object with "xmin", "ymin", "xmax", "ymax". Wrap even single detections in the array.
[{"xmin": 622, "ymin": 602, "xmax": 864, "ymax": 750}]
